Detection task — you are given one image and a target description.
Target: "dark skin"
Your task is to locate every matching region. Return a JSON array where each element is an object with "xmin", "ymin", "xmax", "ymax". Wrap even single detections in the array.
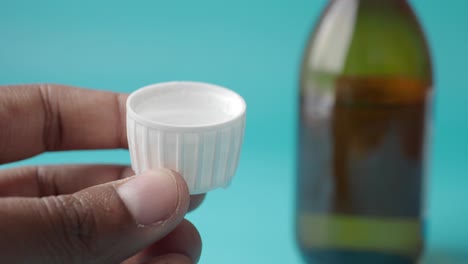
[{"xmin": 0, "ymin": 84, "xmax": 204, "ymax": 264}]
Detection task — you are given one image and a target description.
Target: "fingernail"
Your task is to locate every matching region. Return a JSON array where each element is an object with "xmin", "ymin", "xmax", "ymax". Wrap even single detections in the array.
[{"xmin": 117, "ymin": 169, "xmax": 179, "ymax": 226}]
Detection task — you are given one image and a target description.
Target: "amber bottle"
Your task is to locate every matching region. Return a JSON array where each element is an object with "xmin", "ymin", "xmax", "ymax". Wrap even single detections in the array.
[{"xmin": 296, "ymin": 0, "xmax": 433, "ymax": 263}]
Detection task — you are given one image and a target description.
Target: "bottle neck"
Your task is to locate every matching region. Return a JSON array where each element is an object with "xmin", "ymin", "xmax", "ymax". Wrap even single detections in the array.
[
  {"xmin": 331, "ymin": 0, "xmax": 409, "ymax": 7},
  {"xmin": 368, "ymin": 0, "xmax": 407, "ymax": 1},
  {"xmin": 312, "ymin": 0, "xmax": 430, "ymax": 80}
]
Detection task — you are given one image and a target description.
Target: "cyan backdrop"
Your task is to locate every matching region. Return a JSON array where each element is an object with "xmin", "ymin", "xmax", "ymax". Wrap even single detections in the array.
[{"xmin": 0, "ymin": 0, "xmax": 467, "ymax": 263}]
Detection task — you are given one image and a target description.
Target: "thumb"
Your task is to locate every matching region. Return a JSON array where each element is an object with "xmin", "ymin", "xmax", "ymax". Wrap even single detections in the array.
[{"xmin": 0, "ymin": 169, "xmax": 190, "ymax": 264}]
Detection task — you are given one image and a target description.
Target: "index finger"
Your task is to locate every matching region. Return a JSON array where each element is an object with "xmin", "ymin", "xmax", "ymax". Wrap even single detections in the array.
[{"xmin": 0, "ymin": 84, "xmax": 128, "ymax": 164}]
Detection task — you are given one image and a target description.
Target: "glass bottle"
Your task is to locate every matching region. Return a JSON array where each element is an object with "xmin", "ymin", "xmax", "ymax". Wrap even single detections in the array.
[{"xmin": 296, "ymin": 0, "xmax": 433, "ymax": 263}]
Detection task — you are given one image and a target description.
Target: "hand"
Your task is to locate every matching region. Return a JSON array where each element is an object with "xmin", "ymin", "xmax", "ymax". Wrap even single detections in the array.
[{"xmin": 0, "ymin": 84, "xmax": 204, "ymax": 264}]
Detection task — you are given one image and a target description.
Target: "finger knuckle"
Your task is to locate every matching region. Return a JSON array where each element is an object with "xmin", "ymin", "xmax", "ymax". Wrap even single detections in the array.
[
  {"xmin": 38, "ymin": 84, "xmax": 63, "ymax": 151},
  {"xmin": 45, "ymin": 194, "xmax": 100, "ymax": 259}
]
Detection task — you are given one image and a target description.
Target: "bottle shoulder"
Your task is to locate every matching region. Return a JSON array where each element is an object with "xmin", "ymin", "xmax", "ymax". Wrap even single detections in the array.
[{"xmin": 302, "ymin": 0, "xmax": 432, "ymax": 81}]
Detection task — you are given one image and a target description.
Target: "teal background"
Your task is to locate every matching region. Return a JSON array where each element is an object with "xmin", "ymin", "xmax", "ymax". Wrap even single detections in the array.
[{"xmin": 0, "ymin": 0, "xmax": 467, "ymax": 263}]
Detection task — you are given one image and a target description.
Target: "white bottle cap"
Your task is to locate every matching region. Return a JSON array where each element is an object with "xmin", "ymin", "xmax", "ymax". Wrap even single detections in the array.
[{"xmin": 127, "ymin": 81, "xmax": 246, "ymax": 194}]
